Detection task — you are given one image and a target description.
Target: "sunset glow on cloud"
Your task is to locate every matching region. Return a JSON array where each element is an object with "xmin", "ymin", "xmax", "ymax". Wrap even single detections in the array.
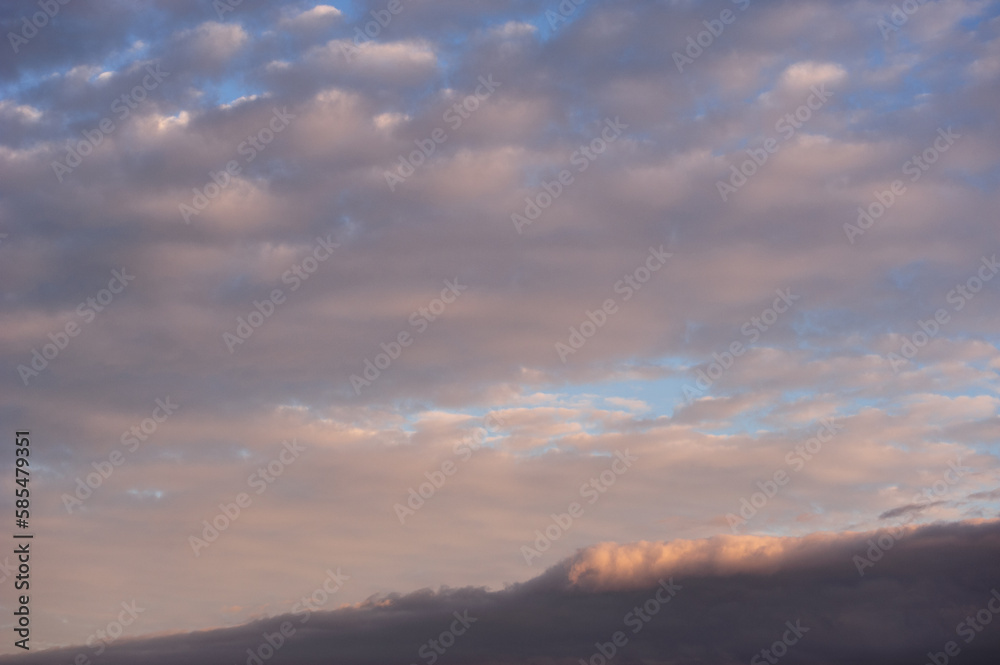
[{"xmin": 1, "ymin": 0, "xmax": 999, "ymax": 663}]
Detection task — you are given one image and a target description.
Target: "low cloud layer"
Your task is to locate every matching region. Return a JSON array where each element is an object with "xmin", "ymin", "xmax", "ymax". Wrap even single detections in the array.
[{"xmin": 5, "ymin": 520, "xmax": 1000, "ymax": 665}]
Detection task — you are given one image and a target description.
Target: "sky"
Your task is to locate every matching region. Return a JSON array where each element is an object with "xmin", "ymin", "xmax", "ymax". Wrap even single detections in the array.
[{"xmin": 0, "ymin": 0, "xmax": 999, "ymax": 663}]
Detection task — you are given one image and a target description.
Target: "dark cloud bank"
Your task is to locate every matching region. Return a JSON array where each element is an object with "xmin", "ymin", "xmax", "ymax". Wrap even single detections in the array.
[{"xmin": 7, "ymin": 519, "xmax": 1000, "ymax": 665}]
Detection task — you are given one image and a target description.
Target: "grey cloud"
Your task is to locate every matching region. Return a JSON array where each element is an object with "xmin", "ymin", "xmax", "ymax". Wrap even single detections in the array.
[
  {"xmin": 4, "ymin": 520, "xmax": 1000, "ymax": 665},
  {"xmin": 878, "ymin": 500, "xmax": 946, "ymax": 520}
]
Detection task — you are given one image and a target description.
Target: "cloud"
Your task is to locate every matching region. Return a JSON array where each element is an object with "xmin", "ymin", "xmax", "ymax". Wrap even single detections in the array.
[
  {"xmin": 5, "ymin": 520, "xmax": 1000, "ymax": 665},
  {"xmin": 879, "ymin": 500, "xmax": 947, "ymax": 520},
  {"xmin": 778, "ymin": 61, "xmax": 848, "ymax": 89},
  {"xmin": 279, "ymin": 4, "xmax": 343, "ymax": 32},
  {"xmin": 1, "ymin": 0, "xmax": 999, "ymax": 655}
]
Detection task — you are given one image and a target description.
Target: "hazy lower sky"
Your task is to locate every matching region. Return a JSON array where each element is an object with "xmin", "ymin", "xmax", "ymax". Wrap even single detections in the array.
[{"xmin": 1, "ymin": 0, "xmax": 999, "ymax": 663}]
